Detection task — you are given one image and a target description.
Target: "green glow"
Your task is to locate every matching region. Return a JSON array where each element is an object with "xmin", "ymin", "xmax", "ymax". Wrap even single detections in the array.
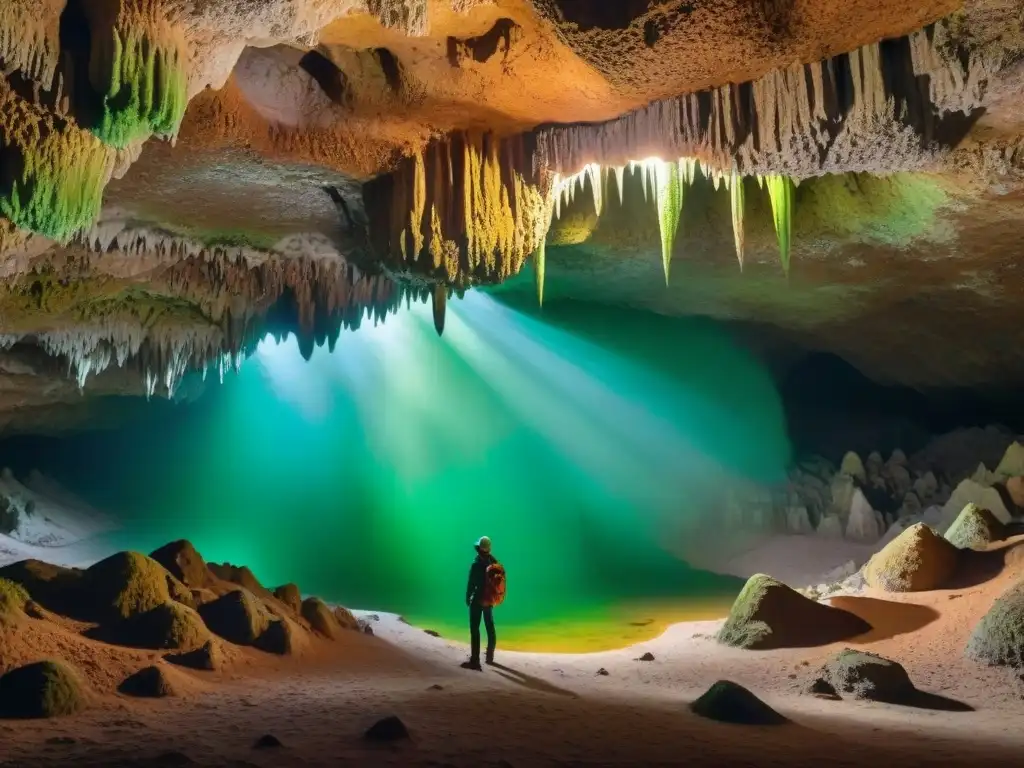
[
  {"xmin": 89, "ymin": 29, "xmax": 188, "ymax": 148},
  {"xmin": 765, "ymin": 175, "xmax": 794, "ymax": 275},
  {"xmin": 534, "ymin": 240, "xmax": 546, "ymax": 307},
  {"xmin": 42, "ymin": 295, "xmax": 789, "ymax": 650},
  {"xmin": 654, "ymin": 159, "xmax": 683, "ymax": 286}
]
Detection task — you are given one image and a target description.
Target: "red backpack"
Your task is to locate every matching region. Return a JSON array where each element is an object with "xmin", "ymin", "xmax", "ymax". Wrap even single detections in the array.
[{"xmin": 480, "ymin": 561, "xmax": 506, "ymax": 607}]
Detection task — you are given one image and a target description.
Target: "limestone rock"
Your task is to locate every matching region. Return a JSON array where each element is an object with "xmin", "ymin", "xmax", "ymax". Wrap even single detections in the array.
[
  {"xmin": 966, "ymin": 580, "xmax": 1024, "ymax": 667},
  {"xmin": 717, "ymin": 574, "xmax": 870, "ymax": 650},
  {"xmin": 273, "ymin": 583, "xmax": 302, "ymax": 612},
  {"xmin": 301, "ymin": 597, "xmax": 345, "ymax": 639},
  {"xmin": 813, "ymin": 649, "xmax": 915, "ymax": 702},
  {"xmin": 899, "ymin": 491, "xmax": 923, "ymax": 518},
  {"xmin": 888, "ymin": 449, "xmax": 907, "ymax": 466},
  {"xmin": 941, "ymin": 479, "xmax": 1011, "ymax": 528},
  {"xmin": 839, "ymin": 452, "xmax": 866, "ymax": 483},
  {"xmin": 943, "ymin": 503, "xmax": 1005, "ymax": 550},
  {"xmin": 829, "ymin": 473, "xmax": 857, "ymax": 521},
  {"xmin": 863, "ymin": 523, "xmax": 958, "ymax": 592},
  {"xmin": 844, "ymin": 490, "xmax": 883, "ymax": 543},
  {"xmin": 690, "ymin": 680, "xmax": 787, "ymax": 725},
  {"xmin": 1007, "ymin": 476, "xmax": 1024, "ymax": 510},
  {"xmin": 913, "ymin": 471, "xmax": 939, "ymax": 502},
  {"xmin": 886, "ymin": 463, "xmax": 912, "ymax": 497},
  {"xmin": 970, "ymin": 463, "xmax": 995, "ymax": 486},
  {"xmin": 335, "ymin": 606, "xmax": 360, "ymax": 631},
  {"xmin": 785, "ymin": 505, "xmax": 813, "ymax": 535},
  {"xmin": 994, "ymin": 442, "xmax": 1024, "ymax": 480},
  {"xmin": 150, "ymin": 540, "xmax": 212, "ymax": 589},
  {"xmin": 119, "ymin": 665, "xmax": 177, "ymax": 698},
  {"xmin": 0, "ymin": 660, "xmax": 86, "ymax": 718},
  {"xmin": 254, "ymin": 617, "xmax": 301, "ymax": 656}
]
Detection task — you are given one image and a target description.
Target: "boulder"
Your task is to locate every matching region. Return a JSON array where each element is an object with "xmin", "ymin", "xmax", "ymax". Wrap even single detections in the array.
[
  {"xmin": 85, "ymin": 551, "xmax": 192, "ymax": 622},
  {"xmin": 273, "ymin": 584, "xmax": 302, "ymax": 613},
  {"xmin": 198, "ymin": 589, "xmax": 272, "ymax": 645},
  {"xmin": 943, "ymin": 503, "xmax": 1005, "ymax": 550},
  {"xmin": 717, "ymin": 574, "xmax": 870, "ymax": 650},
  {"xmin": 690, "ymin": 680, "xmax": 787, "ymax": 725},
  {"xmin": 0, "ymin": 660, "xmax": 86, "ymax": 718},
  {"xmin": 941, "ymin": 479, "xmax": 1011, "ymax": 528},
  {"xmin": 208, "ymin": 563, "xmax": 273, "ymax": 602},
  {"xmin": 150, "ymin": 541, "xmax": 212, "ymax": 589},
  {"xmin": 301, "ymin": 597, "xmax": 344, "ymax": 639},
  {"xmin": 166, "ymin": 639, "xmax": 222, "ymax": 671},
  {"xmin": 840, "ymin": 452, "xmax": 866, "ymax": 482},
  {"xmin": 811, "ymin": 649, "xmax": 915, "ymax": 702},
  {"xmin": 119, "ymin": 665, "xmax": 176, "ymax": 698},
  {"xmin": 965, "ymin": 580, "xmax": 1024, "ymax": 667},
  {"xmin": 334, "ymin": 606, "xmax": 360, "ymax": 631},
  {"xmin": 863, "ymin": 523, "xmax": 958, "ymax": 592},
  {"xmin": 255, "ymin": 617, "xmax": 301, "ymax": 655},
  {"xmin": 844, "ymin": 490, "xmax": 884, "ymax": 543},
  {"xmin": 364, "ymin": 715, "xmax": 410, "ymax": 742},
  {"xmin": 100, "ymin": 601, "xmax": 211, "ymax": 651}
]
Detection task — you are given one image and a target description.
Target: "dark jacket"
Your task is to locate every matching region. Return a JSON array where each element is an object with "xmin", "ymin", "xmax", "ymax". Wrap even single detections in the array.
[{"xmin": 466, "ymin": 552, "xmax": 496, "ymax": 605}]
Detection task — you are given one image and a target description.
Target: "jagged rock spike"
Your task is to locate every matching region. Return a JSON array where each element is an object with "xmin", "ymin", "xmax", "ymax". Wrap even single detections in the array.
[
  {"xmin": 654, "ymin": 159, "xmax": 683, "ymax": 287},
  {"xmin": 730, "ymin": 169, "xmax": 745, "ymax": 271},
  {"xmin": 432, "ymin": 284, "xmax": 447, "ymax": 336},
  {"xmin": 534, "ymin": 239, "xmax": 546, "ymax": 308},
  {"xmin": 765, "ymin": 175, "xmax": 794, "ymax": 275},
  {"xmin": 614, "ymin": 165, "xmax": 626, "ymax": 205}
]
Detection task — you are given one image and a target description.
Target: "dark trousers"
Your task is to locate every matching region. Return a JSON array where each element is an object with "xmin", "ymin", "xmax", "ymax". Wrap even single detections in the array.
[{"xmin": 469, "ymin": 603, "xmax": 496, "ymax": 662}]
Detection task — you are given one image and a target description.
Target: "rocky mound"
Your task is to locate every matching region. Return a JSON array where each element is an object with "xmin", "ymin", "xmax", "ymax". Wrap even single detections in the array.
[
  {"xmin": 150, "ymin": 540, "xmax": 213, "ymax": 589},
  {"xmin": 166, "ymin": 640, "xmax": 222, "ymax": 671},
  {"xmin": 84, "ymin": 551, "xmax": 193, "ymax": 621},
  {"xmin": 0, "ymin": 660, "xmax": 86, "ymax": 718},
  {"xmin": 255, "ymin": 617, "xmax": 300, "ymax": 656},
  {"xmin": 717, "ymin": 574, "xmax": 870, "ymax": 650},
  {"xmin": 208, "ymin": 563, "xmax": 273, "ymax": 601},
  {"xmin": 119, "ymin": 665, "xmax": 176, "ymax": 698},
  {"xmin": 863, "ymin": 523, "xmax": 959, "ymax": 592},
  {"xmin": 0, "ymin": 577, "xmax": 29, "ymax": 626},
  {"xmin": 809, "ymin": 649, "xmax": 915, "ymax": 702},
  {"xmin": 273, "ymin": 583, "xmax": 302, "ymax": 613},
  {"xmin": 99, "ymin": 601, "xmax": 211, "ymax": 651},
  {"xmin": 943, "ymin": 503, "xmax": 1005, "ymax": 550},
  {"xmin": 966, "ymin": 581, "xmax": 1024, "ymax": 667},
  {"xmin": 334, "ymin": 606, "xmax": 360, "ymax": 631},
  {"xmin": 0, "ymin": 560, "xmax": 84, "ymax": 615},
  {"xmin": 302, "ymin": 597, "xmax": 345, "ymax": 639},
  {"xmin": 198, "ymin": 589, "xmax": 271, "ymax": 646},
  {"xmin": 365, "ymin": 715, "xmax": 410, "ymax": 742},
  {"xmin": 690, "ymin": 680, "xmax": 788, "ymax": 725}
]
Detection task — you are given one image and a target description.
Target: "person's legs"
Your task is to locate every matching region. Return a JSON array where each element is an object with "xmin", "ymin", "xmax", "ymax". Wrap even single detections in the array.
[
  {"xmin": 483, "ymin": 606, "xmax": 496, "ymax": 663},
  {"xmin": 467, "ymin": 603, "xmax": 482, "ymax": 665}
]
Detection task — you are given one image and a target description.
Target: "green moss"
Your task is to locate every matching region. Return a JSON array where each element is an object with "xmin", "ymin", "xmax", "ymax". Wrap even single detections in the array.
[
  {"xmin": 966, "ymin": 580, "xmax": 1024, "ymax": 667},
  {"xmin": 690, "ymin": 680, "xmax": 787, "ymax": 725},
  {"xmin": 944, "ymin": 503, "xmax": 1004, "ymax": 550},
  {"xmin": 99, "ymin": 601, "xmax": 211, "ymax": 651},
  {"xmin": 0, "ymin": 660, "xmax": 86, "ymax": 718},
  {"xmin": 0, "ymin": 578, "xmax": 29, "ymax": 625},
  {"xmin": 85, "ymin": 551, "xmax": 183, "ymax": 621},
  {"xmin": 89, "ymin": 28, "xmax": 188, "ymax": 148}
]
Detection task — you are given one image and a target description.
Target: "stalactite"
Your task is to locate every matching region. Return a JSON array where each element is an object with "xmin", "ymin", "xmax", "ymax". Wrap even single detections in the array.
[
  {"xmin": 654, "ymin": 159, "xmax": 683, "ymax": 286},
  {"xmin": 83, "ymin": 0, "xmax": 190, "ymax": 148},
  {"xmin": 0, "ymin": 80, "xmax": 115, "ymax": 241},
  {"xmin": 432, "ymin": 283, "xmax": 446, "ymax": 336},
  {"xmin": 730, "ymin": 169, "xmax": 745, "ymax": 271},
  {"xmin": 363, "ymin": 131, "xmax": 546, "ymax": 287},
  {"xmin": 0, "ymin": 1, "xmax": 64, "ymax": 89},
  {"xmin": 534, "ymin": 239, "xmax": 546, "ymax": 307},
  {"xmin": 765, "ymin": 175, "xmax": 793, "ymax": 275},
  {"xmin": 534, "ymin": 18, "xmax": 991, "ymax": 182}
]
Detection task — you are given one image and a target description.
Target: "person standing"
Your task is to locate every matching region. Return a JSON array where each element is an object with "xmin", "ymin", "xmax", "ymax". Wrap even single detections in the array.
[{"xmin": 461, "ymin": 535, "xmax": 505, "ymax": 670}]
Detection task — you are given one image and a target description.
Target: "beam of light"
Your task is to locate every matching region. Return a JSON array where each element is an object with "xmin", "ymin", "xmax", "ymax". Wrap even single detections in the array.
[{"xmin": 48, "ymin": 291, "xmax": 791, "ymax": 645}]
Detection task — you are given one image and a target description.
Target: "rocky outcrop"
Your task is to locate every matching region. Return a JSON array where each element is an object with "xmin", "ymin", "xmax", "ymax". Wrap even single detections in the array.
[
  {"xmin": 0, "ymin": 660, "xmax": 87, "ymax": 718},
  {"xmin": 943, "ymin": 504, "xmax": 1005, "ymax": 550},
  {"xmin": 863, "ymin": 524, "xmax": 959, "ymax": 592},
  {"xmin": 690, "ymin": 680, "xmax": 787, "ymax": 725},
  {"xmin": 809, "ymin": 649, "xmax": 915, "ymax": 703},
  {"xmin": 118, "ymin": 665, "xmax": 177, "ymax": 698},
  {"xmin": 718, "ymin": 574, "xmax": 870, "ymax": 650},
  {"xmin": 966, "ymin": 581, "xmax": 1024, "ymax": 668}
]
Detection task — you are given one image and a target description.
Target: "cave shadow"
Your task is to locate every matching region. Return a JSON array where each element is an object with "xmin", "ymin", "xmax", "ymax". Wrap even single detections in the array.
[
  {"xmin": 827, "ymin": 597, "xmax": 938, "ymax": 642},
  {"xmin": 487, "ymin": 662, "xmax": 578, "ymax": 699},
  {"xmin": 891, "ymin": 689, "xmax": 975, "ymax": 713},
  {"xmin": 944, "ymin": 539, "xmax": 1024, "ymax": 590}
]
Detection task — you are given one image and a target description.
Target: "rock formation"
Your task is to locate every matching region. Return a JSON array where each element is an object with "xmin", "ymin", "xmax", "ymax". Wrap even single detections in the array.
[
  {"xmin": 690, "ymin": 680, "xmax": 788, "ymax": 726},
  {"xmin": 0, "ymin": 660, "xmax": 87, "ymax": 718},
  {"xmin": 966, "ymin": 580, "xmax": 1024, "ymax": 668},
  {"xmin": 863, "ymin": 523, "xmax": 959, "ymax": 592},
  {"xmin": 943, "ymin": 503, "xmax": 1006, "ymax": 550},
  {"xmin": 809, "ymin": 649, "xmax": 917, "ymax": 703}
]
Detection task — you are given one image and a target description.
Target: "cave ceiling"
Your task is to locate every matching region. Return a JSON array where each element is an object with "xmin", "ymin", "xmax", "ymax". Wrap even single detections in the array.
[{"xmin": 0, "ymin": 0, "xmax": 1023, "ymax": 428}]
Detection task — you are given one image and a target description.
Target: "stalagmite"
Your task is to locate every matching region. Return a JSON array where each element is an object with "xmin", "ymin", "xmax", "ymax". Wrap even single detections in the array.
[{"xmin": 432, "ymin": 284, "xmax": 446, "ymax": 336}]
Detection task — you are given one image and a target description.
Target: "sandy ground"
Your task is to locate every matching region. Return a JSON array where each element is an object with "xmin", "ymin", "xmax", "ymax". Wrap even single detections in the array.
[{"xmin": 1, "ymin": 533, "xmax": 1024, "ymax": 766}]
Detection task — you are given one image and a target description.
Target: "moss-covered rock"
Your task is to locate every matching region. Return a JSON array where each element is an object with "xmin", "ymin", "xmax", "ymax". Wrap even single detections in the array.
[
  {"xmin": 0, "ymin": 660, "xmax": 86, "ymax": 718},
  {"xmin": 944, "ymin": 503, "xmax": 1005, "ymax": 550},
  {"xmin": 85, "ymin": 551, "xmax": 192, "ymax": 621},
  {"xmin": 690, "ymin": 680, "xmax": 788, "ymax": 725},
  {"xmin": 166, "ymin": 639, "xmax": 222, "ymax": 671},
  {"xmin": 198, "ymin": 589, "xmax": 271, "ymax": 646},
  {"xmin": 301, "ymin": 597, "xmax": 344, "ymax": 639},
  {"xmin": 150, "ymin": 540, "xmax": 212, "ymax": 589},
  {"xmin": 717, "ymin": 574, "xmax": 870, "ymax": 650},
  {"xmin": 0, "ymin": 577, "xmax": 29, "ymax": 626},
  {"xmin": 863, "ymin": 523, "xmax": 959, "ymax": 592},
  {"xmin": 966, "ymin": 580, "xmax": 1024, "ymax": 667},
  {"xmin": 0, "ymin": 560, "xmax": 84, "ymax": 616},
  {"xmin": 208, "ymin": 563, "xmax": 273, "ymax": 601},
  {"xmin": 812, "ymin": 649, "xmax": 915, "ymax": 702},
  {"xmin": 118, "ymin": 665, "xmax": 176, "ymax": 698},
  {"xmin": 273, "ymin": 583, "xmax": 302, "ymax": 613},
  {"xmin": 98, "ymin": 601, "xmax": 211, "ymax": 651}
]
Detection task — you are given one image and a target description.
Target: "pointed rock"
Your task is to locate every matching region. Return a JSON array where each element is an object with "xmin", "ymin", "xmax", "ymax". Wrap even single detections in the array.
[{"xmin": 432, "ymin": 285, "xmax": 446, "ymax": 336}]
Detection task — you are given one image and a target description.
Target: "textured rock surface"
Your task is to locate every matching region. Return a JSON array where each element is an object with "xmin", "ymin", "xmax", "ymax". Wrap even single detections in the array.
[
  {"xmin": 690, "ymin": 680, "xmax": 788, "ymax": 725},
  {"xmin": 966, "ymin": 580, "xmax": 1024, "ymax": 668},
  {"xmin": 812, "ymin": 649, "xmax": 916, "ymax": 702},
  {"xmin": 0, "ymin": 660, "xmax": 86, "ymax": 718},
  {"xmin": 864, "ymin": 523, "xmax": 959, "ymax": 592},
  {"xmin": 944, "ymin": 503, "xmax": 1006, "ymax": 550},
  {"xmin": 718, "ymin": 574, "xmax": 870, "ymax": 650}
]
